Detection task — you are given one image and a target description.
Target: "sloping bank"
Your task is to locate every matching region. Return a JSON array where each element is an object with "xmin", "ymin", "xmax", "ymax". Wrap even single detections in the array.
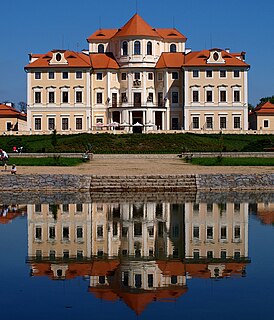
[{"xmin": 0, "ymin": 173, "xmax": 273, "ymax": 192}]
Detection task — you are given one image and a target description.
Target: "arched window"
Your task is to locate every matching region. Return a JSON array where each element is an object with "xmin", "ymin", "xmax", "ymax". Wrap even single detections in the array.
[
  {"xmin": 147, "ymin": 41, "xmax": 152, "ymax": 55},
  {"xmin": 122, "ymin": 41, "xmax": 128, "ymax": 56},
  {"xmin": 134, "ymin": 41, "xmax": 141, "ymax": 55},
  {"xmin": 170, "ymin": 44, "xmax": 177, "ymax": 53},
  {"xmin": 98, "ymin": 44, "xmax": 104, "ymax": 53}
]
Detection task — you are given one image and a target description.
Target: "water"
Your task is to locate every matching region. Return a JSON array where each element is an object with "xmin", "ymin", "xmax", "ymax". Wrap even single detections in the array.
[{"xmin": 1, "ymin": 192, "xmax": 274, "ymax": 320}]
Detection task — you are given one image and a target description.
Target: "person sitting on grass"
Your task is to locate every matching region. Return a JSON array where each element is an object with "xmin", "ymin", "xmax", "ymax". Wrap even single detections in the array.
[{"xmin": 11, "ymin": 164, "xmax": 17, "ymax": 175}]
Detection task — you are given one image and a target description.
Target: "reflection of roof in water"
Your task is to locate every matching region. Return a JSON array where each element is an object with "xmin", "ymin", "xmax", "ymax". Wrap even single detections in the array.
[
  {"xmin": 256, "ymin": 210, "xmax": 274, "ymax": 225},
  {"xmin": 0, "ymin": 207, "xmax": 26, "ymax": 224}
]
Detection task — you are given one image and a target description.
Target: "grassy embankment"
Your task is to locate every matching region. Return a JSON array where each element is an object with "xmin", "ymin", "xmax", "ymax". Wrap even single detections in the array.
[
  {"xmin": 1, "ymin": 132, "xmax": 274, "ymax": 166},
  {"xmin": 190, "ymin": 157, "xmax": 274, "ymax": 166}
]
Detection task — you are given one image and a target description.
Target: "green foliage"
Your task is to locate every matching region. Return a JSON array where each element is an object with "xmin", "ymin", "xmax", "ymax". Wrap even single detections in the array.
[
  {"xmin": 1, "ymin": 133, "xmax": 274, "ymax": 154},
  {"xmin": 190, "ymin": 157, "xmax": 274, "ymax": 166},
  {"xmin": 260, "ymin": 95, "xmax": 274, "ymax": 104}
]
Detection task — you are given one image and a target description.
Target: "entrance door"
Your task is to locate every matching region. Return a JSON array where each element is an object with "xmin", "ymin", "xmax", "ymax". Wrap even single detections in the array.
[
  {"xmin": 134, "ymin": 93, "xmax": 141, "ymax": 108},
  {"xmin": 155, "ymin": 111, "xmax": 162, "ymax": 130}
]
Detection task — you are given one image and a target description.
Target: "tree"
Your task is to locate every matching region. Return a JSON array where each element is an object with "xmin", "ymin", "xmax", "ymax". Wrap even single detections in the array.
[
  {"xmin": 18, "ymin": 101, "xmax": 27, "ymax": 113},
  {"xmin": 259, "ymin": 95, "xmax": 274, "ymax": 104}
]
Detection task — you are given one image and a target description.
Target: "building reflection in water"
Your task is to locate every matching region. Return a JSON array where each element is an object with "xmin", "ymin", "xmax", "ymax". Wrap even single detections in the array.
[{"xmin": 26, "ymin": 199, "xmax": 249, "ymax": 315}]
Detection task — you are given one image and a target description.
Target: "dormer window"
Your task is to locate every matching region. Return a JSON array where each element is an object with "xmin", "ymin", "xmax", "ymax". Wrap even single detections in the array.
[
  {"xmin": 213, "ymin": 52, "xmax": 219, "ymax": 61},
  {"xmin": 56, "ymin": 53, "xmax": 62, "ymax": 61},
  {"xmin": 147, "ymin": 41, "xmax": 152, "ymax": 55},
  {"xmin": 170, "ymin": 44, "xmax": 176, "ymax": 52},
  {"xmin": 98, "ymin": 44, "xmax": 104, "ymax": 53},
  {"xmin": 134, "ymin": 41, "xmax": 141, "ymax": 55},
  {"xmin": 122, "ymin": 41, "xmax": 128, "ymax": 56}
]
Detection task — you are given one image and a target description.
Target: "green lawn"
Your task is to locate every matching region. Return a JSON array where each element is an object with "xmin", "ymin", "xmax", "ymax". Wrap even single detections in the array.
[
  {"xmin": 4, "ymin": 157, "xmax": 83, "ymax": 166},
  {"xmin": 189, "ymin": 157, "xmax": 274, "ymax": 166}
]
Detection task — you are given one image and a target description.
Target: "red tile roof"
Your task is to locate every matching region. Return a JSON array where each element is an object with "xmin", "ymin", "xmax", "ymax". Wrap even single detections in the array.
[
  {"xmin": 90, "ymin": 53, "xmax": 120, "ymax": 69},
  {"xmin": 156, "ymin": 28, "xmax": 187, "ymax": 41},
  {"xmin": 156, "ymin": 52, "xmax": 185, "ymax": 69},
  {"xmin": 0, "ymin": 104, "xmax": 27, "ymax": 119},
  {"xmin": 87, "ymin": 14, "xmax": 187, "ymax": 41},
  {"xmin": 87, "ymin": 29, "xmax": 118, "ymax": 41},
  {"xmin": 25, "ymin": 50, "xmax": 91, "ymax": 69},
  {"xmin": 184, "ymin": 49, "xmax": 249, "ymax": 67},
  {"xmin": 253, "ymin": 101, "xmax": 274, "ymax": 114},
  {"xmin": 114, "ymin": 14, "xmax": 160, "ymax": 38}
]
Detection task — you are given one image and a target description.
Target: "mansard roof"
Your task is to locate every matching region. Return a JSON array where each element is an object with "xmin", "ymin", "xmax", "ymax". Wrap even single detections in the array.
[
  {"xmin": 25, "ymin": 50, "xmax": 91, "ymax": 69},
  {"xmin": 184, "ymin": 49, "xmax": 249, "ymax": 67}
]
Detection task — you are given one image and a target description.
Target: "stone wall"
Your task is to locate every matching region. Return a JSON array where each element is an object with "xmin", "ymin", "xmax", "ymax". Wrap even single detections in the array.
[{"xmin": 0, "ymin": 173, "xmax": 273, "ymax": 192}]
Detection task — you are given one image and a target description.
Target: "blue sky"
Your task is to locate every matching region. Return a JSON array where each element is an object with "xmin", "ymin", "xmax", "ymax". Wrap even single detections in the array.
[{"xmin": 1, "ymin": 0, "xmax": 274, "ymax": 106}]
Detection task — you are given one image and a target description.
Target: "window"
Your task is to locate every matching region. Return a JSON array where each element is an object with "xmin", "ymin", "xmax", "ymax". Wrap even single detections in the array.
[
  {"xmin": 98, "ymin": 44, "xmax": 104, "ymax": 53},
  {"xmin": 35, "ymin": 226, "xmax": 42, "ymax": 240},
  {"xmin": 221, "ymin": 226, "xmax": 227, "ymax": 240},
  {"xmin": 76, "ymin": 71, "xmax": 82, "ymax": 79},
  {"xmin": 97, "ymin": 225, "xmax": 103, "ymax": 238},
  {"xmin": 172, "ymin": 72, "xmax": 179, "ymax": 80},
  {"xmin": 220, "ymin": 117, "xmax": 227, "ymax": 129},
  {"xmin": 207, "ymin": 251, "xmax": 213, "ymax": 259},
  {"xmin": 63, "ymin": 250, "xmax": 69, "ymax": 259},
  {"xmin": 76, "ymin": 203, "xmax": 83, "ymax": 212},
  {"xmin": 62, "ymin": 71, "xmax": 69, "ymax": 79},
  {"xmin": 96, "ymin": 72, "xmax": 103, "ymax": 80},
  {"xmin": 56, "ymin": 53, "xmax": 62, "ymax": 61},
  {"xmin": 135, "ymin": 274, "xmax": 142, "ymax": 288},
  {"xmin": 193, "ymin": 90, "xmax": 199, "ymax": 102},
  {"xmin": 192, "ymin": 116, "xmax": 199, "ymax": 129},
  {"xmin": 207, "ymin": 203, "xmax": 213, "ymax": 213},
  {"xmin": 148, "ymin": 226, "xmax": 154, "ymax": 237},
  {"xmin": 121, "ymin": 73, "xmax": 127, "ymax": 80},
  {"xmin": 76, "ymin": 118, "xmax": 82, "ymax": 130},
  {"xmin": 193, "ymin": 226, "xmax": 199, "ymax": 239},
  {"xmin": 49, "ymin": 250, "xmax": 55, "ymax": 260},
  {"xmin": 172, "ymin": 118, "xmax": 179, "ymax": 130},
  {"xmin": 35, "ymin": 92, "xmax": 41, "ymax": 103},
  {"xmin": 148, "ymin": 274, "xmax": 153, "ymax": 288},
  {"xmin": 206, "ymin": 90, "xmax": 213, "ymax": 102},
  {"xmin": 193, "ymin": 250, "xmax": 199, "ymax": 259},
  {"xmin": 49, "ymin": 226, "xmax": 55, "ymax": 240},
  {"xmin": 112, "ymin": 92, "xmax": 118, "ymax": 107},
  {"xmin": 220, "ymin": 70, "xmax": 226, "ymax": 78},
  {"xmin": 206, "ymin": 70, "xmax": 213, "ymax": 78},
  {"xmin": 35, "ymin": 204, "xmax": 41, "ymax": 213},
  {"xmin": 34, "ymin": 118, "xmax": 41, "ymax": 130},
  {"xmin": 220, "ymin": 90, "xmax": 226, "ymax": 102},
  {"xmin": 76, "ymin": 91, "xmax": 82, "ymax": 103},
  {"xmin": 62, "ymin": 91, "xmax": 69, "ymax": 103},
  {"xmin": 122, "ymin": 41, "xmax": 128, "ymax": 56},
  {"xmin": 48, "ymin": 91, "xmax": 55, "ymax": 103},
  {"xmin": 147, "ymin": 41, "xmax": 152, "ymax": 55},
  {"xmin": 263, "ymin": 119, "xmax": 269, "ymax": 128},
  {"xmin": 171, "ymin": 92, "xmax": 178, "ymax": 104},
  {"xmin": 63, "ymin": 226, "xmax": 69, "ymax": 240},
  {"xmin": 134, "ymin": 222, "xmax": 142, "ymax": 237},
  {"xmin": 220, "ymin": 251, "xmax": 226, "ymax": 259},
  {"xmin": 134, "ymin": 72, "xmax": 140, "ymax": 80},
  {"xmin": 234, "ymin": 203, "xmax": 240, "ymax": 212},
  {"xmin": 206, "ymin": 117, "xmax": 213, "ymax": 129},
  {"xmin": 134, "ymin": 41, "xmax": 141, "ymax": 55},
  {"xmin": 171, "ymin": 275, "xmax": 177, "ymax": 284},
  {"xmin": 234, "ymin": 90, "xmax": 240, "ymax": 102},
  {"xmin": 35, "ymin": 72, "xmax": 41, "ymax": 79},
  {"xmin": 193, "ymin": 70, "xmax": 199, "ymax": 78},
  {"xmin": 234, "ymin": 116, "xmax": 241, "ymax": 129},
  {"xmin": 170, "ymin": 44, "xmax": 176, "ymax": 52},
  {"xmin": 148, "ymin": 72, "xmax": 153, "ymax": 80},
  {"xmin": 77, "ymin": 226, "xmax": 83, "ymax": 239},
  {"xmin": 48, "ymin": 118, "xmax": 55, "ymax": 130},
  {"xmin": 234, "ymin": 226, "xmax": 241, "ymax": 239},
  {"xmin": 157, "ymin": 72, "xmax": 163, "ymax": 81},
  {"xmin": 63, "ymin": 204, "xmax": 69, "ymax": 212},
  {"xmin": 48, "ymin": 71, "xmax": 54, "ymax": 79},
  {"xmin": 234, "ymin": 70, "xmax": 240, "ymax": 78},
  {"xmin": 147, "ymin": 92, "xmax": 153, "ymax": 102},
  {"xmin": 97, "ymin": 92, "xmax": 103, "ymax": 104},
  {"xmin": 122, "ymin": 226, "xmax": 128, "ymax": 237},
  {"xmin": 207, "ymin": 226, "xmax": 213, "ymax": 239},
  {"xmin": 193, "ymin": 203, "xmax": 199, "ymax": 212},
  {"xmin": 62, "ymin": 118, "xmax": 69, "ymax": 130},
  {"xmin": 158, "ymin": 92, "xmax": 163, "ymax": 106},
  {"xmin": 172, "ymin": 224, "xmax": 179, "ymax": 238}
]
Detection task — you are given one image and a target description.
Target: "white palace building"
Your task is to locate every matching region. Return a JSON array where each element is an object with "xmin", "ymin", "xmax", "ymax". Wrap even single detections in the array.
[{"xmin": 25, "ymin": 13, "xmax": 249, "ymax": 134}]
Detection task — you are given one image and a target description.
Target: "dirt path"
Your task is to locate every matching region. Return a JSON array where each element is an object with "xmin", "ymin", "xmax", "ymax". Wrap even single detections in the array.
[{"xmin": 2, "ymin": 154, "xmax": 274, "ymax": 176}]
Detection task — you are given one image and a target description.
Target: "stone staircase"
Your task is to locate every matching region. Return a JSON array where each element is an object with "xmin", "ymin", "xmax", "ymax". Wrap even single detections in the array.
[{"xmin": 90, "ymin": 174, "xmax": 197, "ymax": 192}]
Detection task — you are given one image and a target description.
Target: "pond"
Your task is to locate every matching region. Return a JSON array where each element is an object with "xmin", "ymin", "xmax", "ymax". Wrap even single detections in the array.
[{"xmin": 1, "ymin": 191, "xmax": 274, "ymax": 319}]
